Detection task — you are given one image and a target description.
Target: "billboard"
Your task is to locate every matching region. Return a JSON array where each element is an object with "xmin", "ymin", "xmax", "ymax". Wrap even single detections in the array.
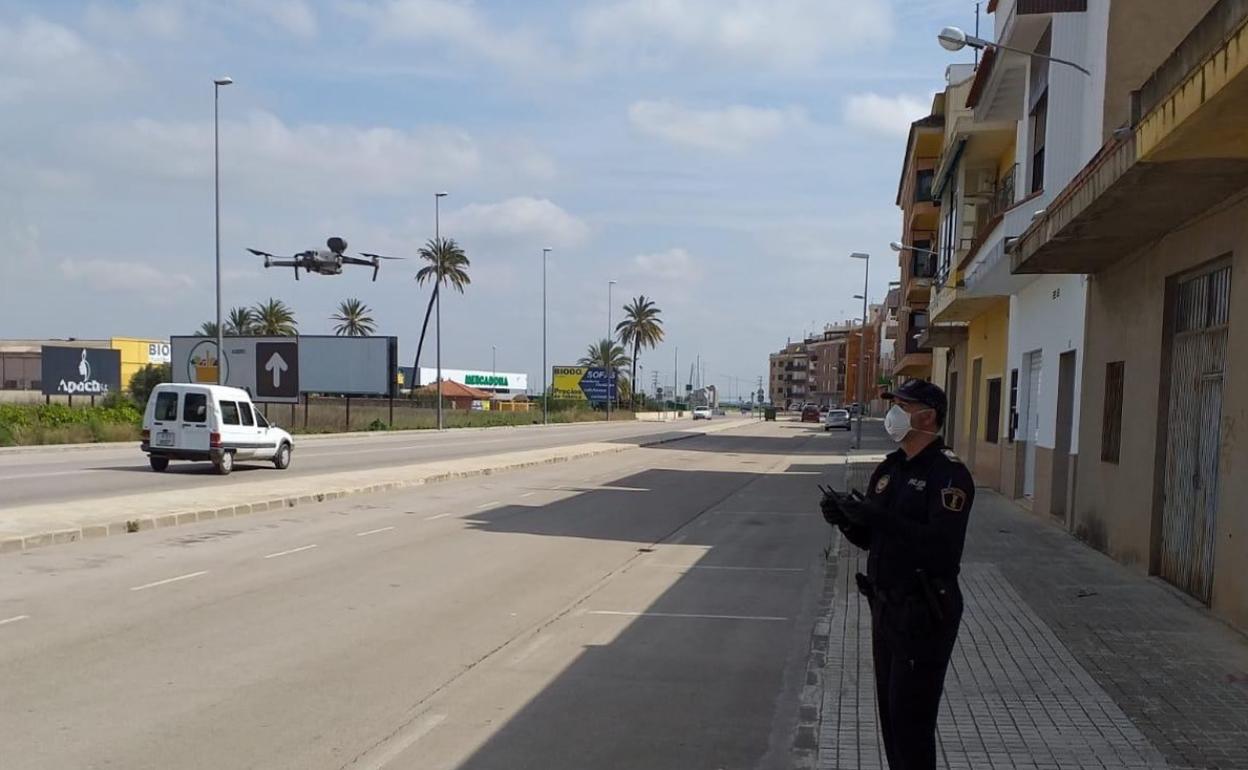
[
  {"xmin": 551, "ymin": 366, "xmax": 616, "ymax": 403},
  {"xmin": 41, "ymin": 346, "xmax": 121, "ymax": 396},
  {"xmin": 170, "ymin": 336, "xmax": 396, "ymax": 402},
  {"xmin": 417, "ymin": 367, "xmax": 528, "ymax": 392}
]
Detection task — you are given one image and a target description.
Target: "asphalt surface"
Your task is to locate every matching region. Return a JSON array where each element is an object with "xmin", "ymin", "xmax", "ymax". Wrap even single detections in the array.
[
  {"xmin": 0, "ymin": 417, "xmax": 746, "ymax": 509},
  {"xmin": 0, "ymin": 420, "xmax": 855, "ymax": 770}
]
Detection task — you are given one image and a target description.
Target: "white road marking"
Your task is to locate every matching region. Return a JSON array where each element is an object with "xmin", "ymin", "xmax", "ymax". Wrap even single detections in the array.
[
  {"xmin": 519, "ymin": 492, "xmax": 536, "ymax": 498},
  {"xmin": 0, "ymin": 614, "xmax": 31, "ymax": 626},
  {"xmin": 586, "ymin": 610, "xmax": 788, "ymax": 622},
  {"xmin": 509, "ymin": 634, "xmax": 553, "ymax": 666},
  {"xmin": 263, "ymin": 544, "xmax": 318, "ymax": 559},
  {"xmin": 424, "ymin": 513, "xmax": 453, "ymax": 521},
  {"xmin": 355, "ymin": 526, "xmax": 396, "ymax": 537},
  {"xmin": 476, "ymin": 501, "xmax": 502, "ymax": 509},
  {"xmin": 646, "ymin": 564, "xmax": 806, "ymax": 573},
  {"xmin": 129, "ymin": 571, "xmax": 209, "ymax": 592},
  {"xmin": 362, "ymin": 712, "xmax": 447, "ymax": 770}
]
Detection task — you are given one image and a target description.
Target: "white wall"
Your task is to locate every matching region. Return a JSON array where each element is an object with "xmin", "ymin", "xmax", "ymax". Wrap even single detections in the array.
[{"xmin": 1007, "ymin": 274, "xmax": 1087, "ymax": 452}]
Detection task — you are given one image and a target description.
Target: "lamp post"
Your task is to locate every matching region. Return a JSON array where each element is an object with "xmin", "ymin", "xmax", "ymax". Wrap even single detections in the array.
[
  {"xmin": 492, "ymin": 344, "xmax": 496, "ymax": 388},
  {"xmin": 434, "ymin": 191, "xmax": 448, "ymax": 430},
  {"xmin": 606, "ymin": 279, "xmax": 616, "ymax": 421},
  {"xmin": 937, "ymin": 25, "xmax": 1090, "ymax": 75},
  {"xmin": 213, "ymin": 76, "xmax": 232, "ymax": 384},
  {"xmin": 542, "ymin": 247, "xmax": 551, "ymax": 426},
  {"xmin": 850, "ymin": 252, "xmax": 870, "ymax": 448}
]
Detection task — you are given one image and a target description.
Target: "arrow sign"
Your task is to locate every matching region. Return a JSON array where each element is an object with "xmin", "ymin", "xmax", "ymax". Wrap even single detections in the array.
[
  {"xmin": 265, "ymin": 352, "xmax": 288, "ymax": 388},
  {"xmin": 255, "ymin": 341, "xmax": 299, "ymax": 399}
]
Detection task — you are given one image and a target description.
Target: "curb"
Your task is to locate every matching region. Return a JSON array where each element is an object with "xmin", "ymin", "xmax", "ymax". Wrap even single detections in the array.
[{"xmin": 0, "ymin": 423, "xmax": 746, "ymax": 556}]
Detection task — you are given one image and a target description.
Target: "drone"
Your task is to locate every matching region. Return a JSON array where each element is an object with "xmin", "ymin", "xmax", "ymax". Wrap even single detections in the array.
[{"xmin": 247, "ymin": 237, "xmax": 402, "ymax": 281}]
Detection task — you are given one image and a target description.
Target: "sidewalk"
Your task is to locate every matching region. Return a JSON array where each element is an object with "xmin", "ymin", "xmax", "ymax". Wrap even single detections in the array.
[{"xmin": 817, "ymin": 488, "xmax": 1248, "ymax": 770}]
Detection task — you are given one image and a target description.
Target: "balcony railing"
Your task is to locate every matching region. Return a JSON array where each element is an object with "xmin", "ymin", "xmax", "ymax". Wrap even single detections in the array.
[{"xmin": 986, "ymin": 164, "xmax": 1017, "ymax": 224}]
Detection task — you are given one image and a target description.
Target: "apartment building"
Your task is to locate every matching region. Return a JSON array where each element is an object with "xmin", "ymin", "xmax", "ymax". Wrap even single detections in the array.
[
  {"xmin": 893, "ymin": 111, "xmax": 941, "ymax": 388},
  {"xmin": 768, "ymin": 341, "xmax": 809, "ymax": 408}
]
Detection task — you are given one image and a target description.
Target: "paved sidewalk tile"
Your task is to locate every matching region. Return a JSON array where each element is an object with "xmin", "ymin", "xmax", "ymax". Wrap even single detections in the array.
[{"xmin": 818, "ymin": 486, "xmax": 1248, "ymax": 770}]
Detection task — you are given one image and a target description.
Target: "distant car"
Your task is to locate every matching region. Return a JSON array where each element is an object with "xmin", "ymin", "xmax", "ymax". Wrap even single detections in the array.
[
  {"xmin": 801, "ymin": 404, "xmax": 821, "ymax": 423},
  {"xmin": 142, "ymin": 383, "xmax": 294, "ymax": 475},
  {"xmin": 819, "ymin": 404, "xmax": 830, "ymax": 413},
  {"xmin": 693, "ymin": 406, "xmax": 712, "ymax": 420},
  {"xmin": 824, "ymin": 408, "xmax": 851, "ymax": 431}
]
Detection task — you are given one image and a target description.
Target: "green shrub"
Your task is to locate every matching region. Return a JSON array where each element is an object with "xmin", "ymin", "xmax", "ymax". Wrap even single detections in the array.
[{"xmin": 367, "ymin": 418, "xmax": 389, "ymax": 431}]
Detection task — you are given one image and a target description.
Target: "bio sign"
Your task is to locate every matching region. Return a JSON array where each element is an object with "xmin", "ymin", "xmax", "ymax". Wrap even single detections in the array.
[
  {"xmin": 551, "ymin": 366, "xmax": 616, "ymax": 403},
  {"xmin": 41, "ymin": 346, "xmax": 121, "ymax": 396}
]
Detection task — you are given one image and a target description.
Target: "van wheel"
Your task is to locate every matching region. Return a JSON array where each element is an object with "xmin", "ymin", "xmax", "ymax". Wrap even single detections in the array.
[
  {"xmin": 273, "ymin": 442, "xmax": 291, "ymax": 470},
  {"xmin": 214, "ymin": 451, "xmax": 234, "ymax": 476},
  {"xmin": 149, "ymin": 456, "xmax": 169, "ymax": 472}
]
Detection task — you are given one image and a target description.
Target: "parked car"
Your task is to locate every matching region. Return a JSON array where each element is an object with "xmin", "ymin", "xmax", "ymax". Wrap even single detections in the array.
[
  {"xmin": 801, "ymin": 404, "xmax": 822, "ymax": 423},
  {"xmin": 142, "ymin": 383, "xmax": 294, "ymax": 475},
  {"xmin": 825, "ymin": 408, "xmax": 852, "ymax": 431},
  {"xmin": 693, "ymin": 406, "xmax": 713, "ymax": 420}
]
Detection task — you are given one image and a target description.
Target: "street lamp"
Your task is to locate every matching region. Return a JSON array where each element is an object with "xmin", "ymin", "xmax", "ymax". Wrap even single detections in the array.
[
  {"xmin": 491, "ymin": 344, "xmax": 496, "ymax": 385},
  {"xmin": 891, "ymin": 240, "xmax": 938, "ymax": 255},
  {"xmin": 937, "ymin": 25, "xmax": 1091, "ymax": 76},
  {"xmin": 607, "ymin": 279, "xmax": 617, "ymax": 422},
  {"xmin": 850, "ymin": 252, "xmax": 870, "ymax": 449},
  {"xmin": 213, "ymin": 76, "xmax": 232, "ymax": 384},
  {"xmin": 542, "ymin": 247, "xmax": 551, "ymax": 425},
  {"xmin": 434, "ymin": 191, "xmax": 448, "ymax": 430}
]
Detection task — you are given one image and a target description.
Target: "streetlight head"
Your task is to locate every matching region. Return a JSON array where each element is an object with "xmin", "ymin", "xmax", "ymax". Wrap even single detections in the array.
[
  {"xmin": 214, "ymin": 76, "xmax": 234, "ymax": 86},
  {"xmin": 435, "ymin": 191, "xmax": 448, "ymax": 198},
  {"xmin": 938, "ymin": 26, "xmax": 968, "ymax": 52},
  {"xmin": 890, "ymin": 241, "xmax": 905, "ymax": 252},
  {"xmin": 850, "ymin": 252, "xmax": 870, "ymax": 260},
  {"xmin": 853, "ymin": 294, "xmax": 866, "ymax": 300},
  {"xmin": 543, "ymin": 247, "xmax": 552, "ymax": 253}
]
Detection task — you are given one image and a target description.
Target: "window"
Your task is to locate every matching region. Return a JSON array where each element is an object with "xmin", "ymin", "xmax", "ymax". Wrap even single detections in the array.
[
  {"xmin": 1101, "ymin": 362, "xmax": 1125, "ymax": 463},
  {"xmin": 912, "ymin": 241, "xmax": 936, "ymax": 278},
  {"xmin": 154, "ymin": 391, "xmax": 179, "ymax": 422},
  {"xmin": 256, "ymin": 409, "xmax": 269, "ymax": 428},
  {"xmin": 1028, "ymin": 27, "xmax": 1051, "ymax": 195},
  {"xmin": 183, "ymin": 393, "xmax": 208, "ymax": 423},
  {"xmin": 915, "ymin": 169, "xmax": 935, "ymax": 203},
  {"xmin": 1008, "ymin": 369, "xmax": 1019, "ymax": 442},
  {"xmin": 239, "ymin": 402, "xmax": 254, "ymax": 426},
  {"xmin": 985, "ymin": 378, "xmax": 1003, "ymax": 444},
  {"xmin": 220, "ymin": 401, "xmax": 240, "ymax": 426}
]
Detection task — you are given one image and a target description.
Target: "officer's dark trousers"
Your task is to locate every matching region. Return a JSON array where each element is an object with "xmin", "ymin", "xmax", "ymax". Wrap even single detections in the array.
[{"xmin": 871, "ymin": 622, "xmax": 954, "ymax": 770}]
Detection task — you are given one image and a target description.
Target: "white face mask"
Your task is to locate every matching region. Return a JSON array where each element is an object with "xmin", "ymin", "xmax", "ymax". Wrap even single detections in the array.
[{"xmin": 884, "ymin": 404, "xmax": 935, "ymax": 442}]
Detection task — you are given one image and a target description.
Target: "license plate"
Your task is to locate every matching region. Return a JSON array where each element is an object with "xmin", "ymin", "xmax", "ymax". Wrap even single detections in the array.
[{"xmin": 155, "ymin": 430, "xmax": 175, "ymax": 447}]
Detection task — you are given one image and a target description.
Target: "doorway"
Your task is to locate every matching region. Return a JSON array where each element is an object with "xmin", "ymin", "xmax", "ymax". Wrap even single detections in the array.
[
  {"xmin": 1022, "ymin": 350, "xmax": 1043, "ymax": 499},
  {"xmin": 1052, "ymin": 350, "xmax": 1076, "ymax": 520}
]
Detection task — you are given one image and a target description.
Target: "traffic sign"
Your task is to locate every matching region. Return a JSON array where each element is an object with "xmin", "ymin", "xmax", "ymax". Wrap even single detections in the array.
[{"xmin": 255, "ymin": 342, "xmax": 299, "ymax": 399}]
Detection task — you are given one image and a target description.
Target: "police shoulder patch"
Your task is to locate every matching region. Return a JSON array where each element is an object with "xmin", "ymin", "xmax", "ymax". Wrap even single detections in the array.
[
  {"xmin": 941, "ymin": 486, "xmax": 968, "ymax": 513},
  {"xmin": 941, "ymin": 448, "xmax": 962, "ymax": 464},
  {"xmin": 875, "ymin": 474, "xmax": 890, "ymax": 494}
]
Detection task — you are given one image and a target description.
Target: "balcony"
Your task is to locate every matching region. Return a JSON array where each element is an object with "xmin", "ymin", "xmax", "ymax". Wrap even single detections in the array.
[{"xmin": 930, "ymin": 272, "xmax": 1004, "ymax": 323}]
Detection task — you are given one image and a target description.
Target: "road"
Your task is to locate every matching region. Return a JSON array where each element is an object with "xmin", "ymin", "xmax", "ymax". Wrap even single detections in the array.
[
  {"xmin": 0, "ymin": 420, "xmax": 858, "ymax": 770},
  {"xmin": 0, "ymin": 417, "xmax": 747, "ymax": 509}
]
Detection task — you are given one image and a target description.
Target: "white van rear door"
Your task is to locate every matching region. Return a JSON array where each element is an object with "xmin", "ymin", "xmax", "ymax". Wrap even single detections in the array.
[
  {"xmin": 180, "ymin": 391, "xmax": 212, "ymax": 452},
  {"xmin": 150, "ymin": 389, "xmax": 181, "ymax": 450}
]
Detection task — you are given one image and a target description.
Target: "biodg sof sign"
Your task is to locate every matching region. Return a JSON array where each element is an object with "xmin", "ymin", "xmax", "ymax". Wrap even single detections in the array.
[
  {"xmin": 41, "ymin": 346, "xmax": 121, "ymax": 396},
  {"xmin": 551, "ymin": 366, "xmax": 588, "ymax": 401}
]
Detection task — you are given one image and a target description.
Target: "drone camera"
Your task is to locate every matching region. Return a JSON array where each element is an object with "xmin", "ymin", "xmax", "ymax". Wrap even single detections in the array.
[{"xmin": 327, "ymin": 236, "xmax": 348, "ymax": 254}]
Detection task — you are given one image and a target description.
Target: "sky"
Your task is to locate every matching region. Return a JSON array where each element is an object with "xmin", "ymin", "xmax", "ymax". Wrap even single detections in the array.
[{"xmin": 0, "ymin": 0, "xmax": 984, "ymax": 400}]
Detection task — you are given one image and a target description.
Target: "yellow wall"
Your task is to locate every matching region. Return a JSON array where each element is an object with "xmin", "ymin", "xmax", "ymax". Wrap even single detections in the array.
[
  {"xmin": 959, "ymin": 300, "xmax": 1009, "ymax": 487},
  {"xmin": 110, "ymin": 338, "xmax": 169, "ymax": 392}
]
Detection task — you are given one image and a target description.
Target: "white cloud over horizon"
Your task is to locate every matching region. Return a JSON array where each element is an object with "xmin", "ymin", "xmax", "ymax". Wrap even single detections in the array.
[
  {"xmin": 844, "ymin": 93, "xmax": 930, "ymax": 138},
  {"xmin": 628, "ymin": 100, "xmax": 805, "ymax": 153}
]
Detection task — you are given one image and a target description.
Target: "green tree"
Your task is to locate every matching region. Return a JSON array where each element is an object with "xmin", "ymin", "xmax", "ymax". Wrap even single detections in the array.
[
  {"xmin": 332, "ymin": 298, "xmax": 377, "ymax": 337},
  {"xmin": 128, "ymin": 363, "xmax": 171, "ymax": 408},
  {"xmin": 225, "ymin": 306, "xmax": 256, "ymax": 336},
  {"xmin": 195, "ymin": 321, "xmax": 219, "ymax": 337},
  {"xmin": 579, "ymin": 338, "xmax": 632, "ymax": 404},
  {"xmin": 410, "ymin": 237, "xmax": 471, "ymax": 396},
  {"xmin": 252, "ymin": 298, "xmax": 298, "ymax": 336},
  {"xmin": 615, "ymin": 295, "xmax": 664, "ymax": 407}
]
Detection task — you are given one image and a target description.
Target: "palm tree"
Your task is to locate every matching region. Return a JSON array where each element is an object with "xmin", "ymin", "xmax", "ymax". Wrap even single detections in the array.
[
  {"xmin": 196, "ymin": 321, "xmax": 218, "ymax": 338},
  {"xmin": 579, "ymin": 338, "xmax": 632, "ymax": 403},
  {"xmin": 252, "ymin": 298, "xmax": 298, "ymax": 336},
  {"xmin": 410, "ymin": 237, "xmax": 471, "ymax": 395},
  {"xmin": 225, "ymin": 306, "xmax": 256, "ymax": 336},
  {"xmin": 615, "ymin": 295, "xmax": 664, "ymax": 406},
  {"xmin": 332, "ymin": 298, "xmax": 376, "ymax": 337}
]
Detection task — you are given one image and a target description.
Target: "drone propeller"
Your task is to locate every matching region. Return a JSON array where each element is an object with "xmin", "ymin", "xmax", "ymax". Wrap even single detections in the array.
[
  {"xmin": 247, "ymin": 247, "xmax": 276, "ymax": 269},
  {"xmin": 359, "ymin": 252, "xmax": 404, "ymax": 282}
]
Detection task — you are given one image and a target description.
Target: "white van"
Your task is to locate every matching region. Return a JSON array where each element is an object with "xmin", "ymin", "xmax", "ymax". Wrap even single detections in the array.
[{"xmin": 141, "ymin": 383, "xmax": 294, "ymax": 475}]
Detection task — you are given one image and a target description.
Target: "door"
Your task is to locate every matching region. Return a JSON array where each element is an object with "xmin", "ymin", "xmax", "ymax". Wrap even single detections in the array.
[
  {"xmin": 181, "ymin": 390, "xmax": 211, "ymax": 453},
  {"xmin": 946, "ymin": 371, "xmax": 959, "ymax": 451},
  {"xmin": 1022, "ymin": 351, "xmax": 1043, "ymax": 499},
  {"xmin": 1052, "ymin": 351, "xmax": 1077, "ymax": 520},
  {"xmin": 218, "ymin": 399, "xmax": 255, "ymax": 459},
  {"xmin": 238, "ymin": 400, "xmax": 273, "ymax": 459},
  {"xmin": 968, "ymin": 358, "xmax": 983, "ymax": 468},
  {"xmin": 150, "ymin": 389, "xmax": 181, "ymax": 451},
  {"xmin": 1159, "ymin": 264, "xmax": 1230, "ymax": 603}
]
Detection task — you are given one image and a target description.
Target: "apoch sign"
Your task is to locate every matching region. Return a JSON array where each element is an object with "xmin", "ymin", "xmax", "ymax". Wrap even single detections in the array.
[{"xmin": 41, "ymin": 346, "xmax": 122, "ymax": 396}]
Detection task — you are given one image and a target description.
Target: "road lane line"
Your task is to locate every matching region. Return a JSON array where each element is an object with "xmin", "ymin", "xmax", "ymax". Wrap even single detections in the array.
[
  {"xmin": 424, "ymin": 513, "xmax": 453, "ymax": 521},
  {"xmin": 509, "ymin": 634, "xmax": 553, "ymax": 667},
  {"xmin": 356, "ymin": 526, "xmax": 395, "ymax": 537},
  {"xmin": 361, "ymin": 713, "xmax": 447, "ymax": 770},
  {"xmin": 586, "ymin": 610, "xmax": 787, "ymax": 622},
  {"xmin": 646, "ymin": 564, "xmax": 807, "ymax": 573},
  {"xmin": 476, "ymin": 500, "xmax": 501, "ymax": 509},
  {"xmin": 129, "ymin": 571, "xmax": 209, "ymax": 592},
  {"xmin": 0, "ymin": 614, "xmax": 31, "ymax": 626},
  {"xmin": 263, "ymin": 544, "xmax": 318, "ymax": 559},
  {"xmin": 519, "ymin": 492, "xmax": 536, "ymax": 498}
]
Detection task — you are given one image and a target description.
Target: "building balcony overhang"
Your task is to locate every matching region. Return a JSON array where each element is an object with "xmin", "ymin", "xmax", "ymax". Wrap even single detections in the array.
[
  {"xmin": 918, "ymin": 323, "xmax": 970, "ymax": 349},
  {"xmin": 905, "ymin": 277, "xmax": 933, "ymax": 305},
  {"xmin": 884, "ymin": 320, "xmax": 899, "ymax": 340},
  {"xmin": 963, "ymin": 191, "xmax": 1048, "ymax": 295},
  {"xmin": 967, "ymin": 46, "xmax": 1027, "ymax": 124},
  {"xmin": 1014, "ymin": 1, "xmax": 1248, "ymax": 274},
  {"xmin": 930, "ymin": 279, "xmax": 1007, "ymax": 323},
  {"xmin": 893, "ymin": 351, "xmax": 933, "ymax": 378}
]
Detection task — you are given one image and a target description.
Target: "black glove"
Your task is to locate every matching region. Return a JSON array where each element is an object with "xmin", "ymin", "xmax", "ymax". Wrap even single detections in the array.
[
  {"xmin": 837, "ymin": 490, "xmax": 882, "ymax": 527},
  {"xmin": 819, "ymin": 489, "xmax": 847, "ymax": 526}
]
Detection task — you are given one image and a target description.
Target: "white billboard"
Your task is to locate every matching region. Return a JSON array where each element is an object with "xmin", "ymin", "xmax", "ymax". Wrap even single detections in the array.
[
  {"xmin": 301, "ymin": 337, "xmax": 392, "ymax": 395},
  {"xmin": 419, "ymin": 368, "xmax": 528, "ymax": 391}
]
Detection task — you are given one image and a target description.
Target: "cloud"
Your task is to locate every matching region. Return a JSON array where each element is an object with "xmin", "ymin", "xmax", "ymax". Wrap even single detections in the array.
[
  {"xmin": 84, "ymin": 2, "xmax": 185, "ymax": 40},
  {"xmin": 346, "ymin": 0, "xmax": 548, "ymax": 70},
  {"xmin": 60, "ymin": 258, "xmax": 195, "ymax": 295},
  {"xmin": 578, "ymin": 0, "xmax": 892, "ymax": 70},
  {"xmin": 90, "ymin": 110, "xmax": 482, "ymax": 196},
  {"xmin": 0, "ymin": 16, "xmax": 126, "ymax": 103},
  {"xmin": 844, "ymin": 93, "xmax": 929, "ymax": 138},
  {"xmin": 236, "ymin": 0, "xmax": 318, "ymax": 38},
  {"xmin": 628, "ymin": 100, "xmax": 804, "ymax": 153},
  {"xmin": 445, "ymin": 197, "xmax": 590, "ymax": 250},
  {"xmin": 631, "ymin": 248, "xmax": 702, "ymax": 283}
]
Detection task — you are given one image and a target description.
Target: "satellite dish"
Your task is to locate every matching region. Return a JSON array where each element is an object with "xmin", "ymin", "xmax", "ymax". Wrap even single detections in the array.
[{"xmin": 327, "ymin": 236, "xmax": 348, "ymax": 254}]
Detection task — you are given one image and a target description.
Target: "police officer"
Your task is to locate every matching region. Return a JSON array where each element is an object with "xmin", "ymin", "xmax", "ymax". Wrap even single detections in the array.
[{"xmin": 820, "ymin": 379, "xmax": 974, "ymax": 770}]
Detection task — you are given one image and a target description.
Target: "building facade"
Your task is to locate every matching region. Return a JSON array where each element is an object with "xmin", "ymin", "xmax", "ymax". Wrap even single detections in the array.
[{"xmin": 768, "ymin": 341, "xmax": 809, "ymax": 408}]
